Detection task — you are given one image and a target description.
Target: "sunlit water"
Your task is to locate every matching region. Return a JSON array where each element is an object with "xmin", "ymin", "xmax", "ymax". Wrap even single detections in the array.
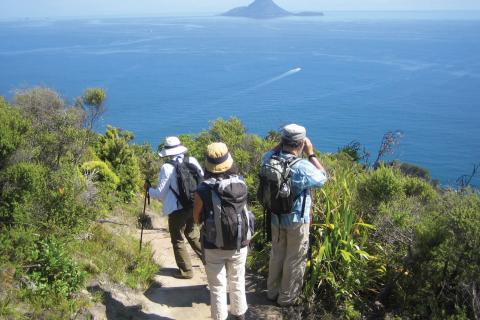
[{"xmin": 1, "ymin": 12, "xmax": 479, "ymax": 186}]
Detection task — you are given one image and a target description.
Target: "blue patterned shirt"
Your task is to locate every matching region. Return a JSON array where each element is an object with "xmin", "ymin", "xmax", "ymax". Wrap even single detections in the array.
[{"xmin": 261, "ymin": 151, "xmax": 328, "ymax": 227}]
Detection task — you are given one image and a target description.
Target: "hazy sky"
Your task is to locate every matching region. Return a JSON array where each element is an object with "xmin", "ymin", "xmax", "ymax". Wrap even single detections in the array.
[{"xmin": 1, "ymin": 0, "xmax": 480, "ymax": 19}]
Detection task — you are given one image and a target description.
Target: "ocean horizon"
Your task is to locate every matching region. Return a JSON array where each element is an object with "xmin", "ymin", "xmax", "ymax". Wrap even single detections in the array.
[
  {"xmin": 0, "ymin": 12, "xmax": 479, "ymax": 186},
  {"xmin": 2, "ymin": 10, "xmax": 480, "ymax": 21}
]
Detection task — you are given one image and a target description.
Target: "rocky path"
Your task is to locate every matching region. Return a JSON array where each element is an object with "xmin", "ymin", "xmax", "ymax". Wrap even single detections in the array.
[{"xmin": 87, "ymin": 210, "xmax": 283, "ymax": 320}]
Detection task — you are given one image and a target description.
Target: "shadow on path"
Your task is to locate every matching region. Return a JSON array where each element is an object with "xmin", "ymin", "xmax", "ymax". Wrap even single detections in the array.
[
  {"xmin": 244, "ymin": 273, "xmax": 284, "ymax": 320},
  {"xmin": 88, "ymin": 285, "xmax": 174, "ymax": 320},
  {"xmin": 144, "ymin": 282, "xmax": 210, "ymax": 308}
]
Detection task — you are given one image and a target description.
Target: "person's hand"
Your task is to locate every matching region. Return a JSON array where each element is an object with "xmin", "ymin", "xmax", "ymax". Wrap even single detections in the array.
[
  {"xmin": 143, "ymin": 179, "xmax": 151, "ymax": 191},
  {"xmin": 303, "ymin": 137, "xmax": 314, "ymax": 156}
]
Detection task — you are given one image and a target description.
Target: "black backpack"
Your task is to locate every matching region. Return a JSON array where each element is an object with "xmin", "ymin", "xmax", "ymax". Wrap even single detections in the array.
[
  {"xmin": 168, "ymin": 156, "xmax": 203, "ymax": 208},
  {"xmin": 202, "ymin": 176, "xmax": 254, "ymax": 250},
  {"xmin": 257, "ymin": 153, "xmax": 303, "ymax": 215}
]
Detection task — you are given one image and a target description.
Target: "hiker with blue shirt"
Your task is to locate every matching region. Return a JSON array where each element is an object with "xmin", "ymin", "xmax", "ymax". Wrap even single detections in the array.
[
  {"xmin": 146, "ymin": 136, "xmax": 204, "ymax": 279},
  {"xmin": 260, "ymin": 124, "xmax": 328, "ymax": 307}
]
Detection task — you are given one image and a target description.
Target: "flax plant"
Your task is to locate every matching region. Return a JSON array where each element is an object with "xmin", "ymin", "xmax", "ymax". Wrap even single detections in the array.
[{"xmin": 304, "ymin": 164, "xmax": 375, "ymax": 314}]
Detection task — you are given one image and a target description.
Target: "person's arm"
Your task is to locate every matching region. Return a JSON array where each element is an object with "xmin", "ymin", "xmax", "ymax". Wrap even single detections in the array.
[
  {"xmin": 148, "ymin": 163, "xmax": 174, "ymax": 201},
  {"xmin": 189, "ymin": 156, "xmax": 204, "ymax": 177},
  {"xmin": 298, "ymin": 137, "xmax": 328, "ymax": 190},
  {"xmin": 193, "ymin": 192, "xmax": 203, "ymax": 224},
  {"xmin": 303, "ymin": 137, "xmax": 327, "ymax": 173}
]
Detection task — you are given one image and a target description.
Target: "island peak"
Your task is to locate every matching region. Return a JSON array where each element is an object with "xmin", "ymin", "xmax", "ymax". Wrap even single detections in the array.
[{"xmin": 221, "ymin": 0, "xmax": 323, "ymax": 19}]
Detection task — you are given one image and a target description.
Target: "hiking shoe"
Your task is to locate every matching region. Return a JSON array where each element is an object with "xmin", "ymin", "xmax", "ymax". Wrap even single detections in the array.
[{"xmin": 172, "ymin": 270, "xmax": 193, "ymax": 279}]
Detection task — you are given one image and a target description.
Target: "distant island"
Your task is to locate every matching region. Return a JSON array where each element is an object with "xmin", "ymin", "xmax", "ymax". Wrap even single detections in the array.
[{"xmin": 221, "ymin": 0, "xmax": 323, "ymax": 19}]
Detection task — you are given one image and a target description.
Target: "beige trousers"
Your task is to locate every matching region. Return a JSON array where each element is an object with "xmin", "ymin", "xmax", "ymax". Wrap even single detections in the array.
[
  {"xmin": 267, "ymin": 223, "xmax": 309, "ymax": 306},
  {"xmin": 205, "ymin": 246, "xmax": 248, "ymax": 320}
]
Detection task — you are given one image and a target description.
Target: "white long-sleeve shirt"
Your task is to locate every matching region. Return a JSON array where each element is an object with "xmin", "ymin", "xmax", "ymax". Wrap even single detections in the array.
[{"xmin": 148, "ymin": 154, "xmax": 203, "ymax": 215}]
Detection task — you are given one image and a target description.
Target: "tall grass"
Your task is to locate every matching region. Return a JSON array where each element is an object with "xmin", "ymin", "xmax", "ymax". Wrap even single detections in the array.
[{"xmin": 304, "ymin": 164, "xmax": 376, "ymax": 316}]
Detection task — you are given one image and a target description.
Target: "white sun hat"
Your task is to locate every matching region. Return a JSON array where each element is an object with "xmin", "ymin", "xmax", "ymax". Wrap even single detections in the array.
[{"xmin": 158, "ymin": 136, "xmax": 188, "ymax": 157}]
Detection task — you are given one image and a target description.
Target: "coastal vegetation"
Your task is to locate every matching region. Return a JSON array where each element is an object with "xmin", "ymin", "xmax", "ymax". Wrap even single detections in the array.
[
  {"xmin": 0, "ymin": 88, "xmax": 158, "ymax": 318},
  {"xmin": 0, "ymin": 87, "xmax": 479, "ymax": 319}
]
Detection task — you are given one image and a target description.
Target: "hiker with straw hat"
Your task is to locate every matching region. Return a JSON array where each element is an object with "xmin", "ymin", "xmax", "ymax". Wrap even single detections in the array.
[
  {"xmin": 146, "ymin": 136, "xmax": 203, "ymax": 279},
  {"xmin": 193, "ymin": 142, "xmax": 253, "ymax": 320}
]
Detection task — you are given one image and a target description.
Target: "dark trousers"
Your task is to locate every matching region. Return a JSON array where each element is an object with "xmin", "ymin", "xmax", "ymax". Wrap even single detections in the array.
[{"xmin": 168, "ymin": 207, "xmax": 202, "ymax": 276}]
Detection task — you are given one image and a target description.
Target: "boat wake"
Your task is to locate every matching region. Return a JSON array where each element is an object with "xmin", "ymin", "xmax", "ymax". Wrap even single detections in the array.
[{"xmin": 252, "ymin": 67, "xmax": 302, "ymax": 89}]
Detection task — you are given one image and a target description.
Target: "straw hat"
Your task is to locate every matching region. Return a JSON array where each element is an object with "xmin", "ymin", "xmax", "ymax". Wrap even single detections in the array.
[
  {"xmin": 158, "ymin": 136, "xmax": 187, "ymax": 157},
  {"xmin": 205, "ymin": 142, "xmax": 233, "ymax": 173}
]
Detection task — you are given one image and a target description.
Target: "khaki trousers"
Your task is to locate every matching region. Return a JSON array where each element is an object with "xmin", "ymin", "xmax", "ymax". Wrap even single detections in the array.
[
  {"xmin": 267, "ymin": 223, "xmax": 309, "ymax": 306},
  {"xmin": 168, "ymin": 207, "xmax": 202, "ymax": 277},
  {"xmin": 205, "ymin": 247, "xmax": 248, "ymax": 320}
]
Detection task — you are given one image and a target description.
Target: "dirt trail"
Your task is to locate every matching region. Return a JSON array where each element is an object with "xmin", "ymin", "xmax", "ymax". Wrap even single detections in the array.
[{"xmin": 87, "ymin": 210, "xmax": 283, "ymax": 320}]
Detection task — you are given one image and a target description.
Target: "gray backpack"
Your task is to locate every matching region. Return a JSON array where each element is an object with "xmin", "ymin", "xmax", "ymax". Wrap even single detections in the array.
[
  {"xmin": 257, "ymin": 153, "xmax": 303, "ymax": 215},
  {"xmin": 202, "ymin": 176, "xmax": 254, "ymax": 250}
]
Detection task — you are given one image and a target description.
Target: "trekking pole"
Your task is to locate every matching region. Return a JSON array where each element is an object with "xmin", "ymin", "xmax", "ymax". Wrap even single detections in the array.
[
  {"xmin": 139, "ymin": 182, "xmax": 150, "ymax": 252},
  {"xmin": 263, "ymin": 208, "xmax": 266, "ymax": 242}
]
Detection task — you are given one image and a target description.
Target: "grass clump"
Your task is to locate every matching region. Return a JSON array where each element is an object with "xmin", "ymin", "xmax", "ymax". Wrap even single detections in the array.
[{"xmin": 73, "ymin": 224, "xmax": 157, "ymax": 289}]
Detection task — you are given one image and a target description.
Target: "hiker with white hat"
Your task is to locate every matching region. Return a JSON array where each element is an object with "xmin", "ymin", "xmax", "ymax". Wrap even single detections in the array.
[
  {"xmin": 258, "ymin": 124, "xmax": 328, "ymax": 306},
  {"xmin": 146, "ymin": 136, "xmax": 204, "ymax": 279}
]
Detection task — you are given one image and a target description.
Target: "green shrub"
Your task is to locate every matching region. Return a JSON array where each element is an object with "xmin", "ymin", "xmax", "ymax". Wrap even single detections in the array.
[
  {"xmin": 356, "ymin": 166, "xmax": 404, "ymax": 212},
  {"xmin": 81, "ymin": 160, "xmax": 120, "ymax": 192},
  {"xmin": 403, "ymin": 176, "xmax": 437, "ymax": 203},
  {"xmin": 95, "ymin": 126, "xmax": 141, "ymax": 201},
  {"xmin": 13, "ymin": 87, "xmax": 88, "ymax": 169},
  {"xmin": 0, "ymin": 162, "xmax": 95, "ymax": 235},
  {"xmin": 0, "ymin": 227, "xmax": 38, "ymax": 265},
  {"xmin": 26, "ymin": 237, "xmax": 86, "ymax": 298},
  {"xmin": 399, "ymin": 190, "xmax": 480, "ymax": 318},
  {"xmin": 338, "ymin": 141, "xmax": 365, "ymax": 163},
  {"xmin": 43, "ymin": 165, "xmax": 96, "ymax": 232},
  {"xmin": 82, "ymin": 88, "xmax": 106, "ymax": 108},
  {"xmin": 398, "ymin": 162, "xmax": 431, "ymax": 181},
  {"xmin": 131, "ymin": 143, "xmax": 162, "ymax": 183},
  {"xmin": 0, "ymin": 99, "xmax": 30, "ymax": 169},
  {"xmin": 0, "ymin": 163, "xmax": 48, "ymax": 227},
  {"xmin": 370, "ymin": 190, "xmax": 480, "ymax": 319}
]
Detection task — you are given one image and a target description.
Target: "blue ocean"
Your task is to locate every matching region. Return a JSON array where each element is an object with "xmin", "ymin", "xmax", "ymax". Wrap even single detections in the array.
[{"xmin": 1, "ymin": 12, "xmax": 479, "ymax": 186}]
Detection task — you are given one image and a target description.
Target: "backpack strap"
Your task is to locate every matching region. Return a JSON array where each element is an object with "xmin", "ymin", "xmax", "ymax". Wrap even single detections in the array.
[
  {"xmin": 288, "ymin": 157, "xmax": 308, "ymax": 220},
  {"xmin": 205, "ymin": 178, "xmax": 225, "ymax": 249},
  {"xmin": 287, "ymin": 157, "xmax": 303, "ymax": 168},
  {"xmin": 165, "ymin": 160, "xmax": 180, "ymax": 206},
  {"xmin": 300, "ymin": 189, "xmax": 307, "ymax": 219},
  {"xmin": 244, "ymin": 205, "xmax": 253, "ymax": 242},
  {"xmin": 169, "ymin": 185, "xmax": 180, "ymax": 204}
]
